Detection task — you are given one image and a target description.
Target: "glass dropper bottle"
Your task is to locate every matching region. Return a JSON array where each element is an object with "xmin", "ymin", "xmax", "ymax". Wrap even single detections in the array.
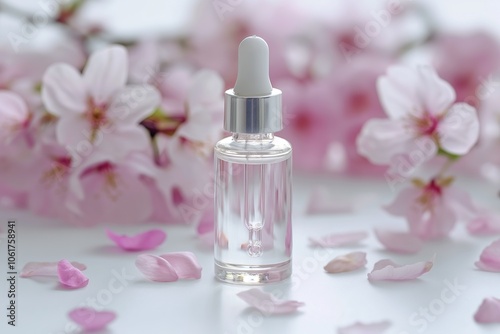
[{"xmin": 214, "ymin": 36, "xmax": 293, "ymax": 284}]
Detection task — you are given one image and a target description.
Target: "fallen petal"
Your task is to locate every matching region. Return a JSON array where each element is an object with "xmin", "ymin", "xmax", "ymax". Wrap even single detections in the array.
[
  {"xmin": 338, "ymin": 320, "xmax": 391, "ymax": 334},
  {"xmin": 237, "ymin": 288, "xmax": 304, "ymax": 314},
  {"xmin": 374, "ymin": 229, "xmax": 423, "ymax": 254},
  {"xmin": 159, "ymin": 252, "xmax": 202, "ymax": 279},
  {"xmin": 468, "ymin": 215, "xmax": 500, "ymax": 236},
  {"xmin": 324, "ymin": 251, "xmax": 367, "ymax": 273},
  {"xmin": 475, "ymin": 239, "xmax": 500, "ymax": 272},
  {"xmin": 310, "ymin": 231, "xmax": 368, "ymax": 248},
  {"xmin": 21, "ymin": 261, "xmax": 86, "ymax": 278},
  {"xmin": 368, "ymin": 258, "xmax": 433, "ymax": 281},
  {"xmin": 474, "ymin": 297, "xmax": 500, "ymax": 323},
  {"xmin": 306, "ymin": 186, "xmax": 353, "ymax": 215},
  {"xmin": 69, "ymin": 307, "xmax": 116, "ymax": 331},
  {"xmin": 106, "ymin": 228, "xmax": 167, "ymax": 251},
  {"xmin": 135, "ymin": 254, "xmax": 178, "ymax": 282},
  {"xmin": 58, "ymin": 259, "xmax": 89, "ymax": 288}
]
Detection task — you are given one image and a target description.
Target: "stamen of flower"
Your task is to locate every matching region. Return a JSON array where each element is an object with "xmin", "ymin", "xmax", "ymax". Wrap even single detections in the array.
[
  {"xmin": 407, "ymin": 112, "xmax": 439, "ymax": 136},
  {"xmin": 87, "ymin": 162, "xmax": 120, "ymax": 200},
  {"xmin": 42, "ymin": 157, "xmax": 72, "ymax": 185},
  {"xmin": 86, "ymin": 100, "xmax": 108, "ymax": 143},
  {"xmin": 417, "ymin": 179, "xmax": 442, "ymax": 208}
]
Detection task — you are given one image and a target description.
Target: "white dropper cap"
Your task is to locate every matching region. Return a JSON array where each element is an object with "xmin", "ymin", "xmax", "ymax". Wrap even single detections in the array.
[
  {"xmin": 234, "ymin": 36, "xmax": 273, "ymax": 96},
  {"xmin": 224, "ymin": 36, "xmax": 283, "ymax": 134}
]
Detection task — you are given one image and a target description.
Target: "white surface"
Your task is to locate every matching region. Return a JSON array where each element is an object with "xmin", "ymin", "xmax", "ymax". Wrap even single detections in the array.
[{"xmin": 0, "ymin": 176, "xmax": 499, "ymax": 334}]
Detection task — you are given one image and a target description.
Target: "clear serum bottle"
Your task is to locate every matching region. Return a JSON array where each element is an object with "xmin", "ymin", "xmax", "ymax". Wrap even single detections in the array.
[{"xmin": 214, "ymin": 36, "xmax": 292, "ymax": 284}]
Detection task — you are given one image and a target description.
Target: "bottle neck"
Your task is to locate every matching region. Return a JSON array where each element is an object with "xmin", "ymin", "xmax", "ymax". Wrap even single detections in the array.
[{"xmin": 232, "ymin": 133, "xmax": 274, "ymax": 143}]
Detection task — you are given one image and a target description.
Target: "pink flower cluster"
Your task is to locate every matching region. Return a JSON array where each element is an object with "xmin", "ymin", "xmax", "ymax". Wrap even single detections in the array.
[
  {"xmin": 0, "ymin": 44, "xmax": 223, "ymax": 226},
  {"xmin": 186, "ymin": 1, "xmax": 500, "ymax": 177},
  {"xmin": 357, "ymin": 65, "xmax": 499, "ymax": 240}
]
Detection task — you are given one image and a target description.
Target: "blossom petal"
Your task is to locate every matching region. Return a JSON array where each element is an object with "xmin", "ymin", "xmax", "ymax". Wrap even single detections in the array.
[
  {"xmin": 135, "ymin": 254, "xmax": 178, "ymax": 282},
  {"xmin": 21, "ymin": 261, "xmax": 86, "ymax": 278},
  {"xmin": 474, "ymin": 298, "xmax": 500, "ymax": 323},
  {"xmin": 338, "ymin": 320, "xmax": 391, "ymax": 334},
  {"xmin": 83, "ymin": 45, "xmax": 128, "ymax": 105},
  {"xmin": 306, "ymin": 186, "xmax": 353, "ymax": 215},
  {"xmin": 187, "ymin": 69, "xmax": 224, "ymax": 107},
  {"xmin": 309, "ymin": 231, "xmax": 368, "ymax": 248},
  {"xmin": 356, "ymin": 118, "xmax": 419, "ymax": 165},
  {"xmin": 159, "ymin": 252, "xmax": 202, "ymax": 279},
  {"xmin": 0, "ymin": 91, "xmax": 29, "ymax": 126},
  {"xmin": 377, "ymin": 65, "xmax": 420, "ymax": 119},
  {"xmin": 439, "ymin": 103, "xmax": 479, "ymax": 155},
  {"xmin": 324, "ymin": 251, "xmax": 367, "ymax": 273},
  {"xmin": 368, "ymin": 258, "xmax": 433, "ymax": 281},
  {"xmin": 415, "ymin": 66, "xmax": 456, "ymax": 116},
  {"xmin": 42, "ymin": 63, "xmax": 87, "ymax": 116},
  {"xmin": 475, "ymin": 239, "xmax": 500, "ymax": 272},
  {"xmin": 57, "ymin": 259, "xmax": 89, "ymax": 288},
  {"xmin": 237, "ymin": 288, "xmax": 304, "ymax": 314},
  {"xmin": 69, "ymin": 307, "xmax": 116, "ymax": 331},
  {"xmin": 410, "ymin": 195, "xmax": 457, "ymax": 240},
  {"xmin": 55, "ymin": 114, "xmax": 92, "ymax": 150},
  {"xmin": 108, "ymin": 85, "xmax": 160, "ymax": 124},
  {"xmin": 106, "ymin": 228, "xmax": 167, "ymax": 251},
  {"xmin": 374, "ymin": 229, "xmax": 423, "ymax": 254},
  {"xmin": 384, "ymin": 187, "xmax": 420, "ymax": 217},
  {"xmin": 93, "ymin": 126, "xmax": 152, "ymax": 162}
]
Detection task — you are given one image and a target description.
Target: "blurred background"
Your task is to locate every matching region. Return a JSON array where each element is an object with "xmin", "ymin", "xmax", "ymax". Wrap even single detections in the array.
[{"xmin": 0, "ymin": 0, "xmax": 499, "ymax": 225}]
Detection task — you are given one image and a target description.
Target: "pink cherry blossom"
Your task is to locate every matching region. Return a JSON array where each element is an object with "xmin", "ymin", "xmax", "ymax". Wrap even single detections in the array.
[
  {"xmin": 0, "ymin": 92, "xmax": 41, "ymax": 193},
  {"xmin": 65, "ymin": 157, "xmax": 155, "ymax": 226},
  {"xmin": 150, "ymin": 70, "xmax": 223, "ymax": 224},
  {"xmin": 357, "ymin": 65, "xmax": 479, "ymax": 165},
  {"xmin": 433, "ymin": 32, "xmax": 500, "ymax": 106},
  {"xmin": 41, "ymin": 45, "xmax": 160, "ymax": 167},
  {"xmin": 327, "ymin": 55, "xmax": 390, "ymax": 176},
  {"xmin": 0, "ymin": 91, "xmax": 31, "ymax": 144},
  {"xmin": 385, "ymin": 178, "xmax": 478, "ymax": 240},
  {"xmin": 277, "ymin": 78, "xmax": 337, "ymax": 172},
  {"xmin": 26, "ymin": 144, "xmax": 74, "ymax": 219}
]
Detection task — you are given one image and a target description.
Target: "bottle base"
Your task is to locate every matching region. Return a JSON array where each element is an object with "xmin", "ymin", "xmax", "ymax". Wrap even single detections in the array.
[{"xmin": 215, "ymin": 260, "xmax": 291, "ymax": 284}]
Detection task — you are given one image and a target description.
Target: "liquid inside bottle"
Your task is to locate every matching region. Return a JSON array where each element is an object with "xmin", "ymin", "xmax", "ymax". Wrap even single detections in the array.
[{"xmin": 214, "ymin": 133, "xmax": 292, "ymax": 284}]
